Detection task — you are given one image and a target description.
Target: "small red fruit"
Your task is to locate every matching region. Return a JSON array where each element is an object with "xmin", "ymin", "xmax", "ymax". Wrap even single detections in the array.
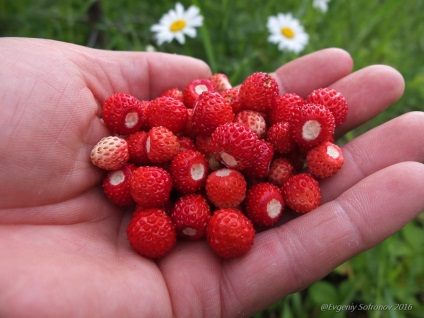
[
  {"xmin": 102, "ymin": 163, "xmax": 137, "ymax": 206},
  {"xmin": 239, "ymin": 72, "xmax": 279, "ymax": 112},
  {"xmin": 171, "ymin": 193, "xmax": 211, "ymax": 240},
  {"xmin": 183, "ymin": 79, "xmax": 216, "ymax": 108},
  {"xmin": 206, "ymin": 208, "xmax": 255, "ymax": 259},
  {"xmin": 210, "ymin": 122, "xmax": 258, "ymax": 170},
  {"xmin": 268, "ymin": 93, "xmax": 304, "ymax": 125},
  {"xmin": 221, "ymin": 87, "xmax": 243, "ymax": 113},
  {"xmin": 126, "ymin": 131, "xmax": 150, "ymax": 165},
  {"xmin": 245, "ymin": 182, "xmax": 284, "ymax": 227},
  {"xmin": 266, "ymin": 121, "xmax": 295, "ymax": 154},
  {"xmin": 244, "ymin": 140, "xmax": 274, "ymax": 179},
  {"xmin": 102, "ymin": 93, "xmax": 147, "ymax": 135},
  {"xmin": 205, "ymin": 168, "xmax": 247, "ymax": 208},
  {"xmin": 291, "ymin": 103, "xmax": 335, "ymax": 150},
  {"xmin": 146, "ymin": 96, "xmax": 188, "ymax": 134},
  {"xmin": 267, "ymin": 157, "xmax": 295, "ymax": 187},
  {"xmin": 170, "ymin": 150, "xmax": 209, "ymax": 193},
  {"xmin": 306, "ymin": 141, "xmax": 344, "ymax": 179},
  {"xmin": 160, "ymin": 87, "xmax": 184, "ymax": 103},
  {"xmin": 90, "ymin": 136, "xmax": 129, "ymax": 171},
  {"xmin": 192, "ymin": 91, "xmax": 235, "ymax": 136},
  {"xmin": 146, "ymin": 126, "xmax": 180, "ymax": 163},
  {"xmin": 127, "ymin": 208, "xmax": 176, "ymax": 259},
  {"xmin": 282, "ymin": 173, "xmax": 321, "ymax": 214},
  {"xmin": 130, "ymin": 166, "xmax": 173, "ymax": 208},
  {"xmin": 306, "ymin": 87, "xmax": 348, "ymax": 127}
]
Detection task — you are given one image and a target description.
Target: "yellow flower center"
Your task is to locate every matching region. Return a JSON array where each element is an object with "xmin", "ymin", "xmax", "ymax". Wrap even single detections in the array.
[
  {"xmin": 170, "ymin": 19, "xmax": 187, "ymax": 32},
  {"xmin": 281, "ymin": 27, "xmax": 295, "ymax": 39}
]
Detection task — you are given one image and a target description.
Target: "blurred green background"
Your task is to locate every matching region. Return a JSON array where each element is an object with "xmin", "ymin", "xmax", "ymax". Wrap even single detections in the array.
[{"xmin": 1, "ymin": 0, "xmax": 423, "ymax": 317}]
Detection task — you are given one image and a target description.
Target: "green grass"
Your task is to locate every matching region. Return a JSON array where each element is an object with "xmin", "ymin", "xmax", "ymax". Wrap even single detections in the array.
[{"xmin": 1, "ymin": 0, "xmax": 423, "ymax": 316}]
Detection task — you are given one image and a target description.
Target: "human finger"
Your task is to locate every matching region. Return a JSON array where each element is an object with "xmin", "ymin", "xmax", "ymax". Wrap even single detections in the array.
[
  {"xmin": 220, "ymin": 161, "xmax": 424, "ymax": 316},
  {"xmin": 321, "ymin": 111, "xmax": 424, "ymax": 203}
]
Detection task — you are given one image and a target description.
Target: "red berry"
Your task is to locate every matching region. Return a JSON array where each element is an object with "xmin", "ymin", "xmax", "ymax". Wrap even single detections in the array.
[
  {"xmin": 206, "ymin": 208, "xmax": 255, "ymax": 259},
  {"xmin": 183, "ymin": 79, "xmax": 216, "ymax": 108},
  {"xmin": 160, "ymin": 87, "xmax": 184, "ymax": 103},
  {"xmin": 170, "ymin": 150, "xmax": 209, "ymax": 193},
  {"xmin": 126, "ymin": 131, "xmax": 150, "ymax": 165},
  {"xmin": 267, "ymin": 157, "xmax": 295, "ymax": 187},
  {"xmin": 306, "ymin": 88, "xmax": 348, "ymax": 127},
  {"xmin": 127, "ymin": 208, "xmax": 176, "ymax": 259},
  {"xmin": 210, "ymin": 122, "xmax": 258, "ymax": 171},
  {"xmin": 244, "ymin": 140, "xmax": 274, "ymax": 179},
  {"xmin": 268, "ymin": 93, "xmax": 304, "ymax": 125},
  {"xmin": 234, "ymin": 110, "xmax": 267, "ymax": 139},
  {"xmin": 102, "ymin": 93, "xmax": 147, "ymax": 135},
  {"xmin": 245, "ymin": 182, "xmax": 284, "ymax": 227},
  {"xmin": 146, "ymin": 126, "xmax": 180, "ymax": 163},
  {"xmin": 282, "ymin": 173, "xmax": 321, "ymax": 214},
  {"xmin": 192, "ymin": 91, "xmax": 235, "ymax": 136},
  {"xmin": 266, "ymin": 121, "xmax": 295, "ymax": 154},
  {"xmin": 171, "ymin": 193, "xmax": 211, "ymax": 240},
  {"xmin": 291, "ymin": 103, "xmax": 335, "ymax": 150},
  {"xmin": 221, "ymin": 87, "xmax": 243, "ymax": 113},
  {"xmin": 306, "ymin": 141, "xmax": 344, "ymax": 179},
  {"xmin": 178, "ymin": 136, "xmax": 197, "ymax": 152},
  {"xmin": 239, "ymin": 72, "xmax": 279, "ymax": 112},
  {"xmin": 90, "ymin": 136, "xmax": 129, "ymax": 170},
  {"xmin": 209, "ymin": 73, "xmax": 232, "ymax": 92},
  {"xmin": 205, "ymin": 168, "xmax": 247, "ymax": 208},
  {"xmin": 130, "ymin": 166, "xmax": 173, "ymax": 208},
  {"xmin": 146, "ymin": 96, "xmax": 188, "ymax": 134},
  {"xmin": 102, "ymin": 163, "xmax": 137, "ymax": 206}
]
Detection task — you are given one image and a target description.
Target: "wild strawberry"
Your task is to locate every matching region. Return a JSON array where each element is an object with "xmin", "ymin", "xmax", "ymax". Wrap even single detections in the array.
[
  {"xmin": 245, "ymin": 182, "xmax": 284, "ymax": 227},
  {"xmin": 234, "ymin": 110, "xmax": 267, "ymax": 139},
  {"xmin": 102, "ymin": 164, "xmax": 137, "ymax": 206},
  {"xmin": 306, "ymin": 88, "xmax": 348, "ymax": 127},
  {"xmin": 146, "ymin": 96, "xmax": 188, "ymax": 134},
  {"xmin": 181, "ymin": 108, "xmax": 196, "ymax": 139},
  {"xmin": 130, "ymin": 166, "xmax": 173, "ymax": 208},
  {"xmin": 127, "ymin": 208, "xmax": 176, "ymax": 259},
  {"xmin": 306, "ymin": 141, "xmax": 344, "ymax": 179},
  {"xmin": 160, "ymin": 87, "xmax": 184, "ymax": 103},
  {"xmin": 210, "ymin": 122, "xmax": 258, "ymax": 170},
  {"xmin": 291, "ymin": 103, "xmax": 335, "ymax": 150},
  {"xmin": 268, "ymin": 93, "xmax": 304, "ymax": 125},
  {"xmin": 102, "ymin": 93, "xmax": 147, "ymax": 135},
  {"xmin": 209, "ymin": 73, "xmax": 232, "ymax": 92},
  {"xmin": 170, "ymin": 150, "xmax": 209, "ymax": 193},
  {"xmin": 191, "ymin": 91, "xmax": 235, "ymax": 136},
  {"xmin": 205, "ymin": 168, "xmax": 247, "ymax": 208},
  {"xmin": 146, "ymin": 126, "xmax": 180, "ymax": 163},
  {"xmin": 282, "ymin": 173, "xmax": 321, "ymax": 214},
  {"xmin": 178, "ymin": 136, "xmax": 197, "ymax": 152},
  {"xmin": 244, "ymin": 140, "xmax": 274, "ymax": 179},
  {"xmin": 266, "ymin": 121, "xmax": 295, "ymax": 154},
  {"xmin": 126, "ymin": 131, "xmax": 150, "ymax": 165},
  {"xmin": 221, "ymin": 87, "xmax": 243, "ymax": 113},
  {"xmin": 171, "ymin": 193, "xmax": 211, "ymax": 240},
  {"xmin": 206, "ymin": 208, "xmax": 255, "ymax": 259},
  {"xmin": 90, "ymin": 136, "xmax": 129, "ymax": 170},
  {"xmin": 239, "ymin": 72, "xmax": 279, "ymax": 112},
  {"xmin": 267, "ymin": 157, "xmax": 295, "ymax": 187},
  {"xmin": 183, "ymin": 79, "xmax": 216, "ymax": 108}
]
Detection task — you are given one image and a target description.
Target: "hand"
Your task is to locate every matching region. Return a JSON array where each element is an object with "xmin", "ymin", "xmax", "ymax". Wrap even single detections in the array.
[{"xmin": 0, "ymin": 38, "xmax": 423, "ymax": 318}]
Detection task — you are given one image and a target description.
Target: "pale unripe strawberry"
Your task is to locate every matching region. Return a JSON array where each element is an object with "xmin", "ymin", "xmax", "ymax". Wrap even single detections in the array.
[{"xmin": 90, "ymin": 136, "xmax": 129, "ymax": 170}]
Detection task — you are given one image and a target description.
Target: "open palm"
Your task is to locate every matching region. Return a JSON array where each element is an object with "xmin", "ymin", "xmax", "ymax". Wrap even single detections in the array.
[{"xmin": 1, "ymin": 38, "xmax": 423, "ymax": 318}]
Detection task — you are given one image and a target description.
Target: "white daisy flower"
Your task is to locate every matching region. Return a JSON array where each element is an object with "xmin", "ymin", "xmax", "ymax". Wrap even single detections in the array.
[
  {"xmin": 313, "ymin": 0, "xmax": 331, "ymax": 13},
  {"xmin": 150, "ymin": 3, "xmax": 204, "ymax": 45},
  {"xmin": 266, "ymin": 13, "xmax": 309, "ymax": 54}
]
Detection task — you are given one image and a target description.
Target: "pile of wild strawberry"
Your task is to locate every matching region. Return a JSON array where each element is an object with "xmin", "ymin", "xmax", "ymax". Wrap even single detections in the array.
[{"xmin": 90, "ymin": 72, "xmax": 348, "ymax": 259}]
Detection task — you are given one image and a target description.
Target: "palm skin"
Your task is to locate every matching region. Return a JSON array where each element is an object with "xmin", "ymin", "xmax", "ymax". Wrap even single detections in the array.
[{"xmin": 0, "ymin": 38, "xmax": 423, "ymax": 318}]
